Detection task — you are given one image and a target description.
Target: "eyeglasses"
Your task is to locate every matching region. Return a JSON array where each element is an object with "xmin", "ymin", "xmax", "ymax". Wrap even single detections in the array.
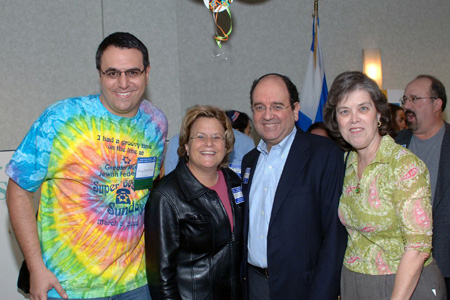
[
  {"xmin": 251, "ymin": 103, "xmax": 293, "ymax": 113},
  {"xmin": 400, "ymin": 96, "xmax": 437, "ymax": 105},
  {"xmin": 189, "ymin": 134, "xmax": 225, "ymax": 143},
  {"xmin": 100, "ymin": 68, "xmax": 146, "ymax": 80}
]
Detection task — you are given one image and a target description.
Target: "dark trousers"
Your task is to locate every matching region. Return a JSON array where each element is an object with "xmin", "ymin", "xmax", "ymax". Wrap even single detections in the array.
[
  {"xmin": 445, "ymin": 277, "xmax": 450, "ymax": 300},
  {"xmin": 248, "ymin": 264, "xmax": 271, "ymax": 300}
]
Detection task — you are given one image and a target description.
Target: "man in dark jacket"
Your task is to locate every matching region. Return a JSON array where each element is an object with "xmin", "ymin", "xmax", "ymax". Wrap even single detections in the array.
[
  {"xmin": 241, "ymin": 73, "xmax": 347, "ymax": 300},
  {"xmin": 395, "ymin": 74, "xmax": 450, "ymax": 299}
]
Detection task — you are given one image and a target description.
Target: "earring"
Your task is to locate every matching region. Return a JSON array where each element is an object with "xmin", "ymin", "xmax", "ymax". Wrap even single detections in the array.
[{"xmin": 377, "ymin": 120, "xmax": 381, "ymax": 128}]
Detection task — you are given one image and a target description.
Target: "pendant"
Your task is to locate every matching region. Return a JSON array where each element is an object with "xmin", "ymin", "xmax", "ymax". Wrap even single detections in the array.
[{"xmin": 355, "ymin": 183, "xmax": 360, "ymax": 194}]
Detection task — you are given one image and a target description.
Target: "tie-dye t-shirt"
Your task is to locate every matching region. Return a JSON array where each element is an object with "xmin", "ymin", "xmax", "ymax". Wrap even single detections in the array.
[
  {"xmin": 339, "ymin": 135, "xmax": 433, "ymax": 275},
  {"xmin": 6, "ymin": 94, "xmax": 167, "ymax": 298}
]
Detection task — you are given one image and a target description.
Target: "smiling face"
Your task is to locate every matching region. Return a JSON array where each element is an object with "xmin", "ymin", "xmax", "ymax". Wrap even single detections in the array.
[
  {"xmin": 336, "ymin": 90, "xmax": 382, "ymax": 155},
  {"xmin": 251, "ymin": 76, "xmax": 299, "ymax": 151},
  {"xmin": 99, "ymin": 46, "xmax": 150, "ymax": 118},
  {"xmin": 184, "ymin": 117, "xmax": 227, "ymax": 175}
]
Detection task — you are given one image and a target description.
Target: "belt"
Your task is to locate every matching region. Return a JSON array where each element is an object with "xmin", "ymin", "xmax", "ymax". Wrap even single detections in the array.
[{"xmin": 249, "ymin": 263, "xmax": 269, "ymax": 278}]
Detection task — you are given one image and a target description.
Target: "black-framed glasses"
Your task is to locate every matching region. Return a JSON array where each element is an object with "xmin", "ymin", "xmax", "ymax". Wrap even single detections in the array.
[
  {"xmin": 189, "ymin": 134, "xmax": 225, "ymax": 143},
  {"xmin": 400, "ymin": 96, "xmax": 437, "ymax": 105},
  {"xmin": 251, "ymin": 103, "xmax": 293, "ymax": 113},
  {"xmin": 100, "ymin": 68, "xmax": 146, "ymax": 79}
]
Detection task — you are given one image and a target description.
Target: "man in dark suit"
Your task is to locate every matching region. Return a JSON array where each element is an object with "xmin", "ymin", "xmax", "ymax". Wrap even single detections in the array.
[
  {"xmin": 395, "ymin": 74, "xmax": 450, "ymax": 299},
  {"xmin": 241, "ymin": 73, "xmax": 347, "ymax": 299}
]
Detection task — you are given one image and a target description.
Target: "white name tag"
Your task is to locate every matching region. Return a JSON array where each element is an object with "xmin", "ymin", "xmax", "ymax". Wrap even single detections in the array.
[
  {"xmin": 232, "ymin": 186, "xmax": 244, "ymax": 204},
  {"xmin": 136, "ymin": 157, "xmax": 156, "ymax": 179}
]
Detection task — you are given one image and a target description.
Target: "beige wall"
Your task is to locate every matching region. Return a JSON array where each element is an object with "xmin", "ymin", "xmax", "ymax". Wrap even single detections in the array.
[
  {"xmin": 1, "ymin": 0, "xmax": 450, "ymax": 151},
  {"xmin": 1, "ymin": 1, "xmax": 450, "ymax": 298}
]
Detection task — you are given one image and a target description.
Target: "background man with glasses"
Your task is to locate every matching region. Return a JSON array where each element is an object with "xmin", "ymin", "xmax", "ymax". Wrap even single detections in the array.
[
  {"xmin": 396, "ymin": 74, "xmax": 450, "ymax": 299},
  {"xmin": 5, "ymin": 32, "xmax": 167, "ymax": 300},
  {"xmin": 241, "ymin": 73, "xmax": 347, "ymax": 299}
]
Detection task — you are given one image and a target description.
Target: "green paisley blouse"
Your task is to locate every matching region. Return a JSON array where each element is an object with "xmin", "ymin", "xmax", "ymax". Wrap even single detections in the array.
[{"xmin": 340, "ymin": 135, "xmax": 433, "ymax": 275}]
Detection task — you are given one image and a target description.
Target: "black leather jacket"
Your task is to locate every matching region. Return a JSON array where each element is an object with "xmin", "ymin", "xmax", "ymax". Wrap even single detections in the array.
[{"xmin": 145, "ymin": 160, "xmax": 244, "ymax": 300}]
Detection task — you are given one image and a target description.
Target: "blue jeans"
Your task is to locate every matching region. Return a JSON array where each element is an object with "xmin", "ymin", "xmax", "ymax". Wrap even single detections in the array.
[{"xmin": 47, "ymin": 284, "xmax": 151, "ymax": 300}]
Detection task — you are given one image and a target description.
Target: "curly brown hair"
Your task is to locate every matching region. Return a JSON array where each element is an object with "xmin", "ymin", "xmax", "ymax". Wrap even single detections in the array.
[{"xmin": 323, "ymin": 71, "xmax": 392, "ymax": 151}]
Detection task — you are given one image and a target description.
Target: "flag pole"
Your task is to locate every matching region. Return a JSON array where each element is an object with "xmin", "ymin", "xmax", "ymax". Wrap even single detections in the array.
[
  {"xmin": 313, "ymin": 0, "xmax": 318, "ymax": 68},
  {"xmin": 314, "ymin": 0, "xmax": 318, "ymax": 18}
]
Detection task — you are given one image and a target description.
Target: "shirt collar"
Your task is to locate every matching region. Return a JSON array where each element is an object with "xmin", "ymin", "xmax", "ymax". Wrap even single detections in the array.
[
  {"xmin": 257, "ymin": 126, "xmax": 297, "ymax": 156},
  {"xmin": 346, "ymin": 135, "xmax": 393, "ymax": 168}
]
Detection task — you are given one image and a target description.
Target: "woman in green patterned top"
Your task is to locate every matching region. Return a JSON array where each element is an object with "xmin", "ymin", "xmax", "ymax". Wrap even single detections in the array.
[{"xmin": 323, "ymin": 71, "xmax": 446, "ymax": 300}]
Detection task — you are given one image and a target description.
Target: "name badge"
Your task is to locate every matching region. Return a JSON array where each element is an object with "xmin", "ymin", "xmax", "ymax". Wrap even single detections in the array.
[
  {"xmin": 136, "ymin": 157, "xmax": 156, "ymax": 179},
  {"xmin": 232, "ymin": 186, "xmax": 244, "ymax": 204},
  {"xmin": 134, "ymin": 157, "xmax": 156, "ymax": 190},
  {"xmin": 243, "ymin": 167, "xmax": 251, "ymax": 184},
  {"xmin": 228, "ymin": 163, "xmax": 242, "ymax": 178}
]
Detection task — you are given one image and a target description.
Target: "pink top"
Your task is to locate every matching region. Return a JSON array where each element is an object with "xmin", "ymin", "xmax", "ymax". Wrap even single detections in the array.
[{"xmin": 211, "ymin": 170, "xmax": 233, "ymax": 230}]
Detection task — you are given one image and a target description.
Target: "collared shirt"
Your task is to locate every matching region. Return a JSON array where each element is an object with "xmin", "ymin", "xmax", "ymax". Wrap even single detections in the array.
[
  {"xmin": 248, "ymin": 127, "xmax": 297, "ymax": 268},
  {"xmin": 340, "ymin": 135, "xmax": 433, "ymax": 275}
]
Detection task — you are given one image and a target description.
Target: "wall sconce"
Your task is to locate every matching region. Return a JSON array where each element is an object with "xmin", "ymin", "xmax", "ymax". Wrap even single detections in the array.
[{"xmin": 362, "ymin": 48, "xmax": 383, "ymax": 88}]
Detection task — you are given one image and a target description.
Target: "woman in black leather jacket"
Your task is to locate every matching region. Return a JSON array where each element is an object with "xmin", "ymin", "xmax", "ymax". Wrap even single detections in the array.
[{"xmin": 145, "ymin": 105, "xmax": 244, "ymax": 300}]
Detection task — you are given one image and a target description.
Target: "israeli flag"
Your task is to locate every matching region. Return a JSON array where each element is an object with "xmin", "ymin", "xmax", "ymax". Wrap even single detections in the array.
[{"xmin": 297, "ymin": 16, "xmax": 328, "ymax": 131}]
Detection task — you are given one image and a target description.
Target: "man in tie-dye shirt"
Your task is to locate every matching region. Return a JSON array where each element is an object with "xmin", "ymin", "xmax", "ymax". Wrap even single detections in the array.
[{"xmin": 6, "ymin": 32, "xmax": 167, "ymax": 300}]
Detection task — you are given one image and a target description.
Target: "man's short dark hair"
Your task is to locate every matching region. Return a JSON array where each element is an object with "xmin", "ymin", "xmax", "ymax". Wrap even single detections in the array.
[
  {"xmin": 415, "ymin": 74, "xmax": 447, "ymax": 111},
  {"xmin": 225, "ymin": 110, "xmax": 251, "ymax": 133},
  {"xmin": 95, "ymin": 32, "xmax": 149, "ymax": 71},
  {"xmin": 307, "ymin": 122, "xmax": 328, "ymax": 133},
  {"xmin": 250, "ymin": 73, "xmax": 299, "ymax": 106}
]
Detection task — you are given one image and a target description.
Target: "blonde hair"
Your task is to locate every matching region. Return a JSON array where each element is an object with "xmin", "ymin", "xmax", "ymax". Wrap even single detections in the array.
[{"xmin": 178, "ymin": 105, "xmax": 235, "ymax": 169}]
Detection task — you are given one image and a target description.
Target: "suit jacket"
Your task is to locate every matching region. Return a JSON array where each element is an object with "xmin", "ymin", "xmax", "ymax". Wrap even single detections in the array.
[
  {"xmin": 241, "ymin": 129, "xmax": 348, "ymax": 299},
  {"xmin": 395, "ymin": 122, "xmax": 450, "ymax": 278}
]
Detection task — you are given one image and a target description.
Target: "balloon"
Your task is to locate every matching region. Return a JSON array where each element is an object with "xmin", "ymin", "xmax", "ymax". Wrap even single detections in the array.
[{"xmin": 203, "ymin": 0, "xmax": 233, "ymax": 13}]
